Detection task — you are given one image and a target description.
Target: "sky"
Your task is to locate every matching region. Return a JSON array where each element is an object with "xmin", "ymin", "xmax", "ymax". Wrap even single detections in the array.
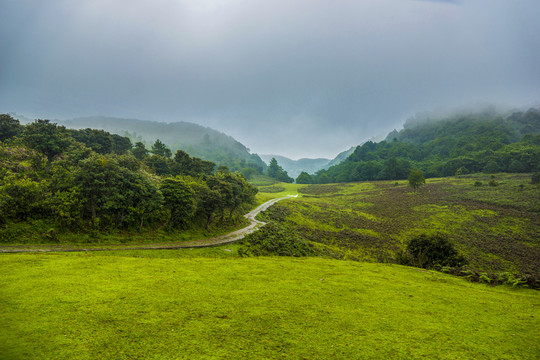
[{"xmin": 1, "ymin": 0, "xmax": 539, "ymax": 159}]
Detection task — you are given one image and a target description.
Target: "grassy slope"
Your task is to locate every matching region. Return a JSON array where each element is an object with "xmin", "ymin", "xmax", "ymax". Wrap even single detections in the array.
[
  {"xmin": 261, "ymin": 174, "xmax": 539, "ymax": 277},
  {"xmin": 1, "ymin": 250, "xmax": 538, "ymax": 360}
]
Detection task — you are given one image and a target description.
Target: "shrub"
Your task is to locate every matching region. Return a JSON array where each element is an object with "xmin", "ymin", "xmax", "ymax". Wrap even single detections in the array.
[
  {"xmin": 238, "ymin": 223, "xmax": 318, "ymax": 257},
  {"xmin": 474, "ymin": 181, "xmax": 483, "ymax": 187},
  {"xmin": 532, "ymin": 172, "xmax": 540, "ymax": 185},
  {"xmin": 408, "ymin": 169, "xmax": 425, "ymax": 190},
  {"xmin": 397, "ymin": 234, "xmax": 467, "ymax": 269},
  {"xmin": 488, "ymin": 179, "xmax": 498, "ymax": 187}
]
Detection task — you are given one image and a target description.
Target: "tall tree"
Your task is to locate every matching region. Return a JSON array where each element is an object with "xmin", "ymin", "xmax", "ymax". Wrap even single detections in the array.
[
  {"xmin": 151, "ymin": 139, "xmax": 172, "ymax": 158},
  {"xmin": 266, "ymin": 158, "xmax": 293, "ymax": 183},
  {"xmin": 267, "ymin": 158, "xmax": 281, "ymax": 178},
  {"xmin": 0, "ymin": 114, "xmax": 22, "ymax": 142},
  {"xmin": 132, "ymin": 142, "xmax": 149, "ymax": 160}
]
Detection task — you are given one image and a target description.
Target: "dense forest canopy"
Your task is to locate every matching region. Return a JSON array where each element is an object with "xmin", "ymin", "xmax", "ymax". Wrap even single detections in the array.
[
  {"xmin": 0, "ymin": 115, "xmax": 258, "ymax": 241},
  {"xmin": 308, "ymin": 109, "xmax": 540, "ymax": 184}
]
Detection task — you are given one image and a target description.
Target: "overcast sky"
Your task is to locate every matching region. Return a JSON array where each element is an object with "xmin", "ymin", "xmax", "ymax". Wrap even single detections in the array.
[{"xmin": 1, "ymin": 0, "xmax": 539, "ymax": 159}]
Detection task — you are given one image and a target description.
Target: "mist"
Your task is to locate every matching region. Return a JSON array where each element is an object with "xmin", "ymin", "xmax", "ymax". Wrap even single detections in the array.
[{"xmin": 1, "ymin": 0, "xmax": 539, "ymax": 159}]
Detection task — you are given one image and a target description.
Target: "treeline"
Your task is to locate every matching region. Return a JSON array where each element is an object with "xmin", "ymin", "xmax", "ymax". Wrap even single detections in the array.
[
  {"xmin": 302, "ymin": 109, "xmax": 540, "ymax": 184},
  {"xmin": 0, "ymin": 115, "xmax": 257, "ymax": 241}
]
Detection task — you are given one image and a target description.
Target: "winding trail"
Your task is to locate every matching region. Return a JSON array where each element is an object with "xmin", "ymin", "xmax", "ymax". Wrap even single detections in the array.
[{"xmin": 0, "ymin": 195, "xmax": 298, "ymax": 254}]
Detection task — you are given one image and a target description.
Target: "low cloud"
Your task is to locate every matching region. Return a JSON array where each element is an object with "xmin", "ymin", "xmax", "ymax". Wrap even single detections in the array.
[{"xmin": 1, "ymin": 0, "xmax": 538, "ymax": 158}]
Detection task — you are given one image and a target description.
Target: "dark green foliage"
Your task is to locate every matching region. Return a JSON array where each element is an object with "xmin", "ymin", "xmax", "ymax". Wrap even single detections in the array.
[
  {"xmin": 193, "ymin": 184, "xmax": 222, "ymax": 230},
  {"xmin": 68, "ymin": 128, "xmax": 132, "ymax": 155},
  {"xmin": 74, "ymin": 154, "xmax": 163, "ymax": 229},
  {"xmin": 474, "ymin": 181, "xmax": 483, "ymax": 187},
  {"xmin": 532, "ymin": 172, "xmax": 540, "ymax": 184},
  {"xmin": 238, "ymin": 223, "xmax": 318, "ymax": 257},
  {"xmin": 397, "ymin": 234, "xmax": 468, "ymax": 269},
  {"xmin": 216, "ymin": 165, "xmax": 230, "ymax": 174},
  {"xmin": 295, "ymin": 171, "xmax": 313, "ymax": 184},
  {"xmin": 151, "ymin": 139, "xmax": 172, "ymax": 158},
  {"xmin": 132, "ymin": 142, "xmax": 149, "ymax": 160},
  {"xmin": 408, "ymin": 169, "xmax": 425, "ymax": 190},
  {"xmin": 488, "ymin": 179, "xmax": 499, "ymax": 187},
  {"xmin": 172, "ymin": 150, "xmax": 215, "ymax": 177},
  {"xmin": 160, "ymin": 178, "xmax": 196, "ymax": 228},
  {"xmin": 144, "ymin": 155, "xmax": 171, "ymax": 176},
  {"xmin": 21, "ymin": 120, "xmax": 71, "ymax": 161},
  {"xmin": 266, "ymin": 158, "xmax": 294, "ymax": 183},
  {"xmin": 0, "ymin": 114, "xmax": 22, "ymax": 142},
  {"xmin": 483, "ymin": 160, "xmax": 500, "ymax": 174}
]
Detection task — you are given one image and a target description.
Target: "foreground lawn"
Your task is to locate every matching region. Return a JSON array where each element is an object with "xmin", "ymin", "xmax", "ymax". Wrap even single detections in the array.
[{"xmin": 1, "ymin": 251, "xmax": 538, "ymax": 359}]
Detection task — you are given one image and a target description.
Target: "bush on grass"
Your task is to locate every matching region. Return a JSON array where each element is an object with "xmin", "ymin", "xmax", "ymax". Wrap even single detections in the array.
[
  {"xmin": 238, "ymin": 223, "xmax": 318, "ymax": 257},
  {"xmin": 396, "ymin": 233, "xmax": 467, "ymax": 269}
]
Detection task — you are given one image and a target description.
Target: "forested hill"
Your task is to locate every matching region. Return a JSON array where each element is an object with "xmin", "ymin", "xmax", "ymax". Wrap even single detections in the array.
[
  {"xmin": 49, "ymin": 116, "xmax": 266, "ymax": 173},
  {"xmin": 312, "ymin": 108, "xmax": 540, "ymax": 184},
  {"xmin": 0, "ymin": 114, "xmax": 258, "ymax": 241}
]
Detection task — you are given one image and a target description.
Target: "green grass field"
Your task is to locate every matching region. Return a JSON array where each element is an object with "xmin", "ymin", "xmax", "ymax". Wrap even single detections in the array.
[{"xmin": 1, "ymin": 250, "xmax": 538, "ymax": 360}]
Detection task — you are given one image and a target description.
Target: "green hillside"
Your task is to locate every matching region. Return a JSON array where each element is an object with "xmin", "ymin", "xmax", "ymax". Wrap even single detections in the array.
[
  {"xmin": 314, "ymin": 109, "xmax": 540, "ymax": 183},
  {"xmin": 54, "ymin": 116, "xmax": 266, "ymax": 173},
  {"xmin": 1, "ymin": 252, "xmax": 538, "ymax": 360}
]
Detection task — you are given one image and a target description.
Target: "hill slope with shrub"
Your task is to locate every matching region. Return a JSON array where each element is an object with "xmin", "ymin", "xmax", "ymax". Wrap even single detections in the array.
[{"xmin": 256, "ymin": 174, "xmax": 539, "ymax": 284}]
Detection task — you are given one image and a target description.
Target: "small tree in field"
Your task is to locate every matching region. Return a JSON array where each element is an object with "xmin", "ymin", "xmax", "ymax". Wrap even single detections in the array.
[{"xmin": 408, "ymin": 169, "xmax": 425, "ymax": 190}]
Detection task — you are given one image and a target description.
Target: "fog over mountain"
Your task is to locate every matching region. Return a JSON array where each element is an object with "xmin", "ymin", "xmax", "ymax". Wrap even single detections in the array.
[{"xmin": 1, "ymin": 0, "xmax": 539, "ymax": 158}]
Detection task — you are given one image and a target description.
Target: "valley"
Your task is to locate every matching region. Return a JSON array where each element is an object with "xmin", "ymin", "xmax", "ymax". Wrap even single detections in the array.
[{"xmin": 1, "ymin": 110, "xmax": 539, "ymax": 359}]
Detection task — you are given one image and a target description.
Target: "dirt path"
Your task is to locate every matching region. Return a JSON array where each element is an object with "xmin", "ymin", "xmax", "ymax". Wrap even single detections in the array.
[{"xmin": 0, "ymin": 195, "xmax": 297, "ymax": 254}]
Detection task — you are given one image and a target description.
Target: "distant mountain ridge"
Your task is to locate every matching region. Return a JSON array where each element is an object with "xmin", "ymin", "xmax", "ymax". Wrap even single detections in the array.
[
  {"xmin": 260, "ymin": 146, "xmax": 356, "ymax": 179},
  {"xmin": 19, "ymin": 115, "xmax": 267, "ymax": 172},
  {"xmin": 324, "ymin": 147, "xmax": 355, "ymax": 169},
  {"xmin": 259, "ymin": 155, "xmax": 331, "ymax": 179}
]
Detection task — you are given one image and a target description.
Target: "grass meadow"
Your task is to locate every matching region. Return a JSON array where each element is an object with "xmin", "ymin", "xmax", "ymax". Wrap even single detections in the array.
[
  {"xmin": 1, "ymin": 250, "xmax": 538, "ymax": 360},
  {"xmin": 260, "ymin": 174, "xmax": 539, "ymax": 278}
]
